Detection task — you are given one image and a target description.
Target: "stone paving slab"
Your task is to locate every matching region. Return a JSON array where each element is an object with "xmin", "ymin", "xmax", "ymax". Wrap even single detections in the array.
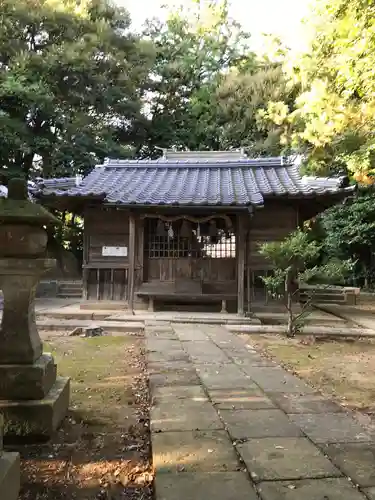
[
  {"xmin": 37, "ymin": 318, "xmax": 144, "ymax": 332},
  {"xmin": 152, "ymin": 430, "xmax": 240, "ymax": 472},
  {"xmin": 152, "ymin": 385, "xmax": 208, "ymax": 402},
  {"xmin": 289, "ymin": 413, "xmax": 373, "ymax": 444},
  {"xmin": 231, "ymin": 355, "xmax": 278, "ymax": 367},
  {"xmin": 149, "ymin": 369, "xmax": 201, "ymax": 388},
  {"xmin": 182, "ymin": 341, "xmax": 231, "ymax": 364},
  {"xmin": 147, "ymin": 350, "xmax": 190, "ymax": 364},
  {"xmin": 269, "ymin": 392, "xmax": 344, "ymax": 414},
  {"xmin": 237, "ymin": 437, "xmax": 341, "ymax": 482},
  {"xmin": 148, "ymin": 360, "xmax": 193, "ymax": 372},
  {"xmin": 148, "ymin": 323, "xmax": 375, "ymax": 500},
  {"xmin": 195, "ymin": 364, "xmax": 253, "ymax": 390},
  {"xmin": 209, "ymin": 388, "xmax": 276, "ymax": 410},
  {"xmin": 256, "ymin": 478, "xmax": 367, "ymax": 500},
  {"xmin": 151, "ymin": 400, "xmax": 224, "ymax": 432},
  {"xmin": 173, "ymin": 325, "xmax": 209, "ymax": 342},
  {"xmin": 146, "ymin": 338, "xmax": 183, "ymax": 352},
  {"xmin": 155, "ymin": 472, "xmax": 258, "ymax": 500},
  {"xmin": 363, "ymin": 487, "xmax": 375, "ymax": 499},
  {"xmin": 244, "ymin": 366, "xmax": 316, "ymax": 394},
  {"xmin": 219, "ymin": 409, "xmax": 302, "ymax": 439},
  {"xmin": 322, "ymin": 443, "xmax": 375, "ymax": 487},
  {"xmin": 144, "ymin": 328, "xmax": 178, "ymax": 340}
]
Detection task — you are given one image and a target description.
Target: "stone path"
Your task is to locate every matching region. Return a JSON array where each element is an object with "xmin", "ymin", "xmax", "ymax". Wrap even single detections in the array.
[{"xmin": 146, "ymin": 323, "xmax": 375, "ymax": 500}]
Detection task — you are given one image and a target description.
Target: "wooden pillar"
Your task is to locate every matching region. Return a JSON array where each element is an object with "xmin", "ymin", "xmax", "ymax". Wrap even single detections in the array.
[
  {"xmin": 128, "ymin": 213, "xmax": 136, "ymax": 311},
  {"xmin": 138, "ymin": 218, "xmax": 145, "ymax": 283},
  {"xmin": 237, "ymin": 214, "xmax": 246, "ymax": 316},
  {"xmin": 82, "ymin": 268, "xmax": 88, "ymax": 300},
  {"xmin": 82, "ymin": 222, "xmax": 89, "ymax": 300}
]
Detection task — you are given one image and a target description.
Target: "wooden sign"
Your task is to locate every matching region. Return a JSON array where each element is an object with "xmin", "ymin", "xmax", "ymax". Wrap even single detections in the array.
[{"xmin": 102, "ymin": 246, "xmax": 128, "ymax": 257}]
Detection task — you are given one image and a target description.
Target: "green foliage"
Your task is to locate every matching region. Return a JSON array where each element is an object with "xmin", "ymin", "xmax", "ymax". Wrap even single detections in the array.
[
  {"xmin": 215, "ymin": 60, "xmax": 298, "ymax": 155},
  {"xmin": 320, "ymin": 190, "xmax": 375, "ymax": 286},
  {"xmin": 259, "ymin": 230, "xmax": 352, "ymax": 336},
  {"xmin": 140, "ymin": 0, "xmax": 256, "ymax": 155},
  {"xmin": 0, "ymin": 0, "xmax": 153, "ymax": 180},
  {"xmin": 260, "ymin": 0, "xmax": 375, "ymax": 176}
]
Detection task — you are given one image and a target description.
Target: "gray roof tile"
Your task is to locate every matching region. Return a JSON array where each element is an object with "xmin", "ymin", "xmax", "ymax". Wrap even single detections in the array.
[{"xmin": 40, "ymin": 157, "xmax": 354, "ymax": 206}]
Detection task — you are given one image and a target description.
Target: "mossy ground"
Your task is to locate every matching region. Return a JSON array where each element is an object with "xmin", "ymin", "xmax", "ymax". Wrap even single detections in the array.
[
  {"xmin": 8, "ymin": 334, "xmax": 152, "ymax": 500},
  {"xmin": 241, "ymin": 333, "xmax": 375, "ymax": 412}
]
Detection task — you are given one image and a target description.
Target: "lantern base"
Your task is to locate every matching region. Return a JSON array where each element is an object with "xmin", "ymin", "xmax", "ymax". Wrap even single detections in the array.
[
  {"xmin": 0, "ymin": 354, "xmax": 57, "ymax": 400},
  {"xmin": 0, "ymin": 377, "xmax": 70, "ymax": 443}
]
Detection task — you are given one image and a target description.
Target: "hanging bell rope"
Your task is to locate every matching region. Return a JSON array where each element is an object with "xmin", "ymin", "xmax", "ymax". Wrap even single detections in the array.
[
  {"xmin": 156, "ymin": 219, "xmax": 167, "ymax": 236},
  {"xmin": 209, "ymin": 219, "xmax": 217, "ymax": 236},
  {"xmin": 180, "ymin": 219, "xmax": 191, "ymax": 238}
]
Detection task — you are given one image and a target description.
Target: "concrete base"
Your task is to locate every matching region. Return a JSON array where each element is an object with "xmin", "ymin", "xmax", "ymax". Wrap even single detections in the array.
[
  {"xmin": 0, "ymin": 376, "xmax": 70, "ymax": 442},
  {"xmin": 0, "ymin": 353, "xmax": 57, "ymax": 400},
  {"xmin": 0, "ymin": 453, "xmax": 20, "ymax": 500},
  {"xmin": 79, "ymin": 300, "xmax": 128, "ymax": 311}
]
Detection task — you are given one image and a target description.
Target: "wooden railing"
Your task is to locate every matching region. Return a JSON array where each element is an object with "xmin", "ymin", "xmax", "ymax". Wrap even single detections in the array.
[{"xmin": 83, "ymin": 264, "xmax": 129, "ymax": 301}]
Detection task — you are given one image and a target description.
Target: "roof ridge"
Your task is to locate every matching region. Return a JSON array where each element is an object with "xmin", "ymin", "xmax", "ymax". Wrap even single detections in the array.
[{"xmin": 102, "ymin": 157, "xmax": 290, "ymax": 169}]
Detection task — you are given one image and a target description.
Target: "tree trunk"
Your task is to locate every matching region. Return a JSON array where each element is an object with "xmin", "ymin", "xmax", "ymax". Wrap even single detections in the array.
[
  {"xmin": 22, "ymin": 152, "xmax": 35, "ymax": 179},
  {"xmin": 285, "ymin": 272, "xmax": 294, "ymax": 337}
]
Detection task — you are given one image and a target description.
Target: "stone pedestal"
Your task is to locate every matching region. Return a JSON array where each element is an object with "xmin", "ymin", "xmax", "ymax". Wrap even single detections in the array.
[
  {"xmin": 0, "ymin": 415, "xmax": 20, "ymax": 500},
  {"xmin": 0, "ymin": 259, "xmax": 70, "ymax": 441},
  {"xmin": 0, "ymin": 178, "xmax": 70, "ymax": 441}
]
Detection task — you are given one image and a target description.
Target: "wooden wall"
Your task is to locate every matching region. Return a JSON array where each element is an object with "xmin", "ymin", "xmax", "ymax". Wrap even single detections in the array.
[
  {"xmin": 246, "ymin": 201, "xmax": 299, "ymax": 303},
  {"xmin": 82, "ymin": 202, "xmax": 300, "ymax": 302},
  {"xmin": 247, "ymin": 202, "xmax": 299, "ymax": 270},
  {"xmin": 84, "ymin": 207, "xmax": 131, "ymax": 300}
]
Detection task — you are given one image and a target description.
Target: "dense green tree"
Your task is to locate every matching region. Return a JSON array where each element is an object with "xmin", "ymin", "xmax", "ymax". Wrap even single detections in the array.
[
  {"xmin": 319, "ymin": 190, "xmax": 375, "ymax": 287},
  {"xmin": 259, "ymin": 0, "xmax": 375, "ymax": 176},
  {"xmin": 139, "ymin": 0, "xmax": 255, "ymax": 155},
  {"xmin": 0, "ymin": 0, "xmax": 153, "ymax": 180},
  {"xmin": 259, "ymin": 229, "xmax": 352, "ymax": 336},
  {"xmin": 215, "ymin": 60, "xmax": 297, "ymax": 155}
]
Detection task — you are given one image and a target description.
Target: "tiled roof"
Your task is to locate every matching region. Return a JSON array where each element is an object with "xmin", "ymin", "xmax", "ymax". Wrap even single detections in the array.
[
  {"xmin": 39, "ymin": 155, "xmax": 354, "ymax": 207},
  {"xmin": 35, "ymin": 176, "xmax": 80, "ymax": 194}
]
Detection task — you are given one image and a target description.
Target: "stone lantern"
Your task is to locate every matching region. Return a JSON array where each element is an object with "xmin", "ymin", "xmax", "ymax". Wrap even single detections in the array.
[{"xmin": 0, "ymin": 178, "xmax": 70, "ymax": 441}]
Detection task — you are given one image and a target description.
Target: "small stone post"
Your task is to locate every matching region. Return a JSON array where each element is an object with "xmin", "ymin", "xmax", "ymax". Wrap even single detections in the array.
[
  {"xmin": 0, "ymin": 414, "xmax": 20, "ymax": 500},
  {"xmin": 0, "ymin": 179, "xmax": 70, "ymax": 441}
]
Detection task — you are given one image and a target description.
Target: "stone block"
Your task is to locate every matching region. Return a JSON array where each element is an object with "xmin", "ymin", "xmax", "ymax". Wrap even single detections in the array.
[
  {"xmin": 195, "ymin": 364, "xmax": 254, "ymax": 390},
  {"xmin": 0, "ymin": 376, "xmax": 70, "ymax": 441},
  {"xmin": 149, "ymin": 369, "xmax": 200, "ymax": 388},
  {"xmin": 152, "ymin": 385, "xmax": 208, "ymax": 403},
  {"xmin": 155, "ymin": 472, "xmax": 258, "ymax": 500},
  {"xmin": 243, "ymin": 366, "xmax": 316, "ymax": 394},
  {"xmin": 323, "ymin": 443, "xmax": 375, "ymax": 488},
  {"xmin": 0, "ymin": 353, "xmax": 57, "ymax": 400},
  {"xmin": 0, "ymin": 453, "xmax": 20, "ymax": 500},
  {"xmin": 219, "ymin": 409, "xmax": 302, "ymax": 440},
  {"xmin": 237, "ymin": 437, "xmax": 341, "ymax": 482},
  {"xmin": 151, "ymin": 399, "xmax": 223, "ymax": 432},
  {"xmin": 209, "ymin": 388, "xmax": 276, "ymax": 410},
  {"xmin": 152, "ymin": 430, "xmax": 239, "ymax": 472},
  {"xmin": 363, "ymin": 487, "xmax": 375, "ymax": 499},
  {"xmin": 268, "ymin": 392, "xmax": 343, "ymax": 414},
  {"xmin": 257, "ymin": 478, "xmax": 366, "ymax": 500},
  {"xmin": 289, "ymin": 413, "xmax": 372, "ymax": 444}
]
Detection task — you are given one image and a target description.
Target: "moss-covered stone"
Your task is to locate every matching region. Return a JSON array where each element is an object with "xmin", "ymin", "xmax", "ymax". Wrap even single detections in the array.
[
  {"xmin": 0, "ymin": 178, "xmax": 58, "ymax": 226},
  {"xmin": 0, "ymin": 354, "xmax": 57, "ymax": 400},
  {"xmin": 1, "ymin": 377, "xmax": 70, "ymax": 443}
]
